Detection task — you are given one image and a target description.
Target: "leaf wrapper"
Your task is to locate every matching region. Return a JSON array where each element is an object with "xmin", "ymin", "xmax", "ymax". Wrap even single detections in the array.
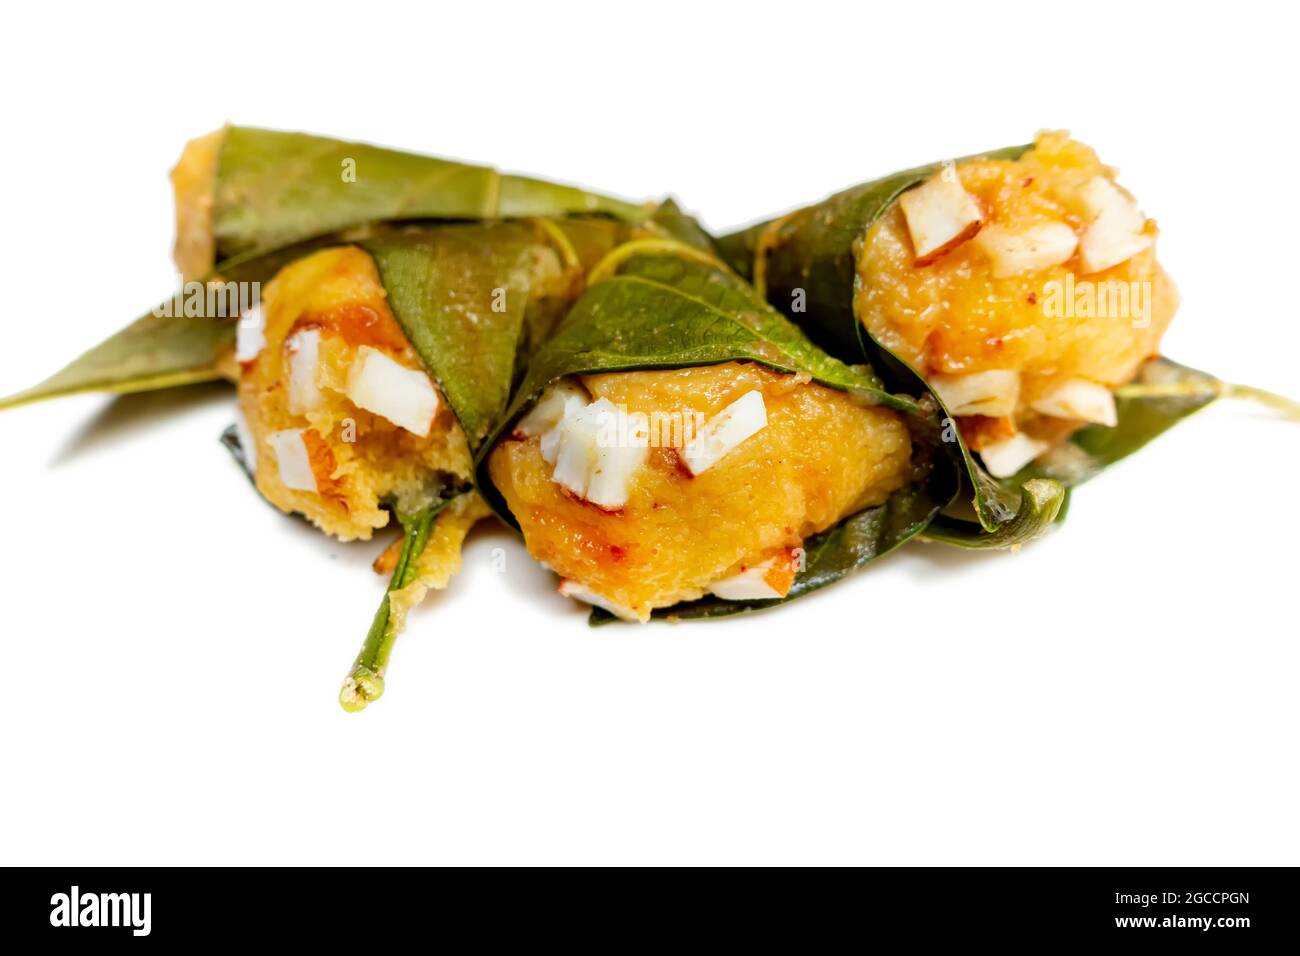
[
  {"xmin": 362, "ymin": 219, "xmax": 624, "ymax": 451},
  {"xmin": 1, "ymin": 126, "xmax": 650, "ymax": 412},
  {"xmin": 476, "ymin": 242, "xmax": 936, "ymax": 622},
  {"xmin": 212, "ymin": 127, "xmax": 649, "ymax": 266}
]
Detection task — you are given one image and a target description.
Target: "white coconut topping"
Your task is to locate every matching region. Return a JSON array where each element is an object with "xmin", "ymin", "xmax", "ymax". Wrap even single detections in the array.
[
  {"xmin": 709, "ymin": 558, "xmax": 784, "ymax": 601},
  {"xmin": 1031, "ymin": 378, "xmax": 1118, "ymax": 427},
  {"xmin": 550, "ymin": 398, "xmax": 605, "ymax": 495},
  {"xmin": 1079, "ymin": 175, "xmax": 1144, "ymax": 227},
  {"xmin": 979, "ymin": 432, "xmax": 1050, "ymax": 479},
  {"xmin": 515, "ymin": 380, "xmax": 588, "ymax": 439},
  {"xmin": 587, "ymin": 440, "xmax": 650, "ymax": 510},
  {"xmin": 680, "ymin": 390, "xmax": 768, "ymax": 476},
  {"xmin": 539, "ymin": 394, "xmax": 586, "ymax": 466},
  {"xmin": 898, "ymin": 166, "xmax": 984, "ymax": 264},
  {"xmin": 972, "ymin": 222, "xmax": 1078, "ymax": 277},
  {"xmin": 235, "ymin": 304, "xmax": 266, "ymax": 363},
  {"xmin": 548, "ymin": 396, "xmax": 647, "ymax": 509},
  {"xmin": 267, "ymin": 428, "xmax": 317, "ymax": 493},
  {"xmin": 345, "ymin": 345, "xmax": 441, "ymax": 437},
  {"xmin": 285, "ymin": 328, "xmax": 324, "ymax": 415},
  {"xmin": 929, "ymin": 370, "xmax": 1021, "ymax": 418},
  {"xmin": 1078, "ymin": 176, "xmax": 1153, "ymax": 273},
  {"xmin": 557, "ymin": 578, "xmax": 642, "ymax": 622}
]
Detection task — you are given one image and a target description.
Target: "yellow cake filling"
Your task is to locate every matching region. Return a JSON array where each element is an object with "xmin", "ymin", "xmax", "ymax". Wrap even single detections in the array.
[
  {"xmin": 171, "ymin": 128, "xmax": 225, "ymax": 282},
  {"xmin": 855, "ymin": 131, "xmax": 1178, "ymax": 465},
  {"xmin": 238, "ymin": 245, "xmax": 472, "ymax": 541},
  {"xmin": 488, "ymin": 361, "xmax": 912, "ymax": 621}
]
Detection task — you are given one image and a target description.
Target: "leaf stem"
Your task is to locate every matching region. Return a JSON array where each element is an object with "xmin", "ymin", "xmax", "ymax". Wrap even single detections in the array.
[
  {"xmin": 338, "ymin": 496, "xmax": 456, "ymax": 713},
  {"xmin": 585, "ymin": 238, "xmax": 732, "ymax": 286},
  {"xmin": 1222, "ymin": 383, "xmax": 1300, "ymax": 422},
  {"xmin": 1114, "ymin": 379, "xmax": 1300, "ymax": 422},
  {"xmin": 1111, "ymin": 381, "xmax": 1223, "ymax": 401}
]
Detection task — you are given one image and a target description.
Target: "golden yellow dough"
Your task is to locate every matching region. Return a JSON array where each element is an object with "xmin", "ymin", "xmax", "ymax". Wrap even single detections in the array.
[
  {"xmin": 239, "ymin": 246, "xmax": 472, "ymax": 541},
  {"xmin": 171, "ymin": 128, "xmax": 225, "ymax": 282},
  {"xmin": 489, "ymin": 362, "xmax": 912, "ymax": 621},
  {"xmin": 856, "ymin": 131, "xmax": 1177, "ymax": 448}
]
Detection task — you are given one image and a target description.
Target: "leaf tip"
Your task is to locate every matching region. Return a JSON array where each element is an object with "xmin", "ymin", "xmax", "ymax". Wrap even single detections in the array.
[{"xmin": 1019, "ymin": 477, "xmax": 1067, "ymax": 520}]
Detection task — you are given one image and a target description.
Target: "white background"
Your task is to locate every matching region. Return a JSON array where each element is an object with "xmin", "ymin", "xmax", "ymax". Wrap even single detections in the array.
[{"xmin": 2, "ymin": 1, "xmax": 1296, "ymax": 866}]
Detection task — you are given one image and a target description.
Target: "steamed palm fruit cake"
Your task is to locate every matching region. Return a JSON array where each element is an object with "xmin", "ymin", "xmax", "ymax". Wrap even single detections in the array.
[
  {"xmin": 236, "ymin": 245, "xmax": 473, "ymax": 540},
  {"xmin": 488, "ymin": 361, "xmax": 911, "ymax": 621},
  {"xmin": 855, "ymin": 131, "xmax": 1178, "ymax": 478}
]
